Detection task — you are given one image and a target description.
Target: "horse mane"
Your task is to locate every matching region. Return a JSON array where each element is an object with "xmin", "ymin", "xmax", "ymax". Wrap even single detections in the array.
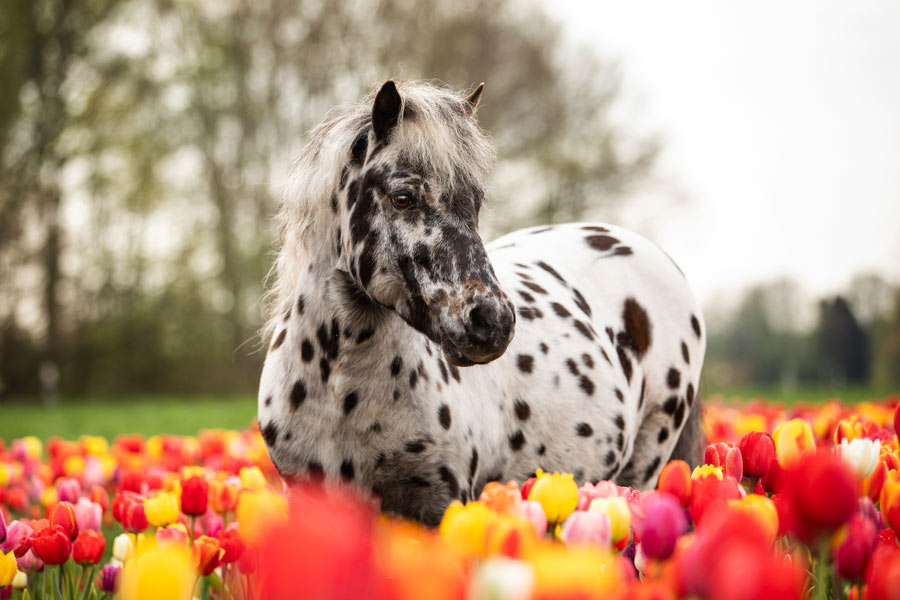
[{"xmin": 263, "ymin": 80, "xmax": 496, "ymax": 341}]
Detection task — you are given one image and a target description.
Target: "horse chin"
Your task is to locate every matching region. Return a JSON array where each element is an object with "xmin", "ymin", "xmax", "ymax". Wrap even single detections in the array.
[{"xmin": 440, "ymin": 340, "xmax": 508, "ymax": 367}]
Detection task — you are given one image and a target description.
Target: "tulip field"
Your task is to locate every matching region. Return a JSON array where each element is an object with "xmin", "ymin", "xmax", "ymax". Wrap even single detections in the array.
[{"xmin": 1, "ymin": 395, "xmax": 899, "ymax": 599}]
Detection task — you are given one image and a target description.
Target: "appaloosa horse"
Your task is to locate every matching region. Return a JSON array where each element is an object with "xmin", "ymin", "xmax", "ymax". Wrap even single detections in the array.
[{"xmin": 258, "ymin": 80, "xmax": 705, "ymax": 525}]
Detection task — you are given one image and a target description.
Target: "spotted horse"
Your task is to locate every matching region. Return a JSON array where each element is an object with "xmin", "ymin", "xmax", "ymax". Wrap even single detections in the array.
[{"xmin": 258, "ymin": 80, "xmax": 706, "ymax": 526}]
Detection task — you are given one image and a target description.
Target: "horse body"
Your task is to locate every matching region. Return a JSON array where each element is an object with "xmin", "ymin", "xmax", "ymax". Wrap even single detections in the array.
[{"xmin": 258, "ymin": 81, "xmax": 705, "ymax": 525}]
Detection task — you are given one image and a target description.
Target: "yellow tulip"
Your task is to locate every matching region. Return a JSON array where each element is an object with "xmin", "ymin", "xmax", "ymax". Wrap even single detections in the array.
[
  {"xmin": 772, "ymin": 418, "xmax": 816, "ymax": 469},
  {"xmin": 62, "ymin": 454, "xmax": 85, "ymax": 477},
  {"xmin": 440, "ymin": 501, "xmax": 495, "ymax": 557},
  {"xmin": 0, "ymin": 551, "xmax": 18, "ymax": 587},
  {"xmin": 145, "ymin": 491, "xmax": 181, "ymax": 528},
  {"xmin": 691, "ymin": 464, "xmax": 724, "ymax": 480},
  {"xmin": 40, "ymin": 487, "xmax": 59, "ymax": 508},
  {"xmin": 239, "ymin": 466, "xmax": 266, "ymax": 490},
  {"xmin": 122, "ymin": 545, "xmax": 192, "ymax": 600},
  {"xmin": 483, "ymin": 513, "xmax": 537, "ymax": 558},
  {"xmin": 80, "ymin": 435, "xmax": 109, "ymax": 456},
  {"xmin": 728, "ymin": 494, "xmax": 779, "ymax": 544},
  {"xmin": 236, "ymin": 489, "xmax": 287, "ymax": 546},
  {"xmin": 529, "ymin": 544, "xmax": 618, "ymax": 599},
  {"xmin": 22, "ymin": 436, "xmax": 43, "ymax": 460},
  {"xmin": 0, "ymin": 463, "xmax": 9, "ymax": 487},
  {"xmin": 527, "ymin": 470, "xmax": 578, "ymax": 524},
  {"xmin": 588, "ymin": 496, "xmax": 631, "ymax": 542}
]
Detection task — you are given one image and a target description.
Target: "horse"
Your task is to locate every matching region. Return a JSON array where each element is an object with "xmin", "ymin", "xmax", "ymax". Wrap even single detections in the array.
[{"xmin": 258, "ymin": 80, "xmax": 706, "ymax": 525}]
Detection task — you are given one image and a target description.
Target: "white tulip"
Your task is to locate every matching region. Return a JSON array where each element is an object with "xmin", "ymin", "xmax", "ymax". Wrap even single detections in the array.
[
  {"xmin": 113, "ymin": 533, "xmax": 135, "ymax": 562},
  {"xmin": 469, "ymin": 557, "xmax": 535, "ymax": 600},
  {"xmin": 12, "ymin": 570, "xmax": 27, "ymax": 589},
  {"xmin": 838, "ymin": 437, "xmax": 880, "ymax": 479}
]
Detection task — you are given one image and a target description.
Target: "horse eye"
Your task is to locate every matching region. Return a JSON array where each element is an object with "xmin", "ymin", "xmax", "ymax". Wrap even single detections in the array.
[{"xmin": 391, "ymin": 193, "xmax": 413, "ymax": 209}]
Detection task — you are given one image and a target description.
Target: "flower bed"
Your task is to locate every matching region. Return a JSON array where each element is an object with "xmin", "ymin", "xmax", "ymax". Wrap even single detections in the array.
[{"xmin": 1, "ymin": 395, "xmax": 899, "ymax": 599}]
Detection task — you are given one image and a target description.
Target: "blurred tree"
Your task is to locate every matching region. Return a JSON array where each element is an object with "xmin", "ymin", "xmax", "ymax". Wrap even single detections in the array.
[
  {"xmin": 872, "ymin": 290, "xmax": 900, "ymax": 386},
  {"xmin": 814, "ymin": 296, "xmax": 869, "ymax": 384}
]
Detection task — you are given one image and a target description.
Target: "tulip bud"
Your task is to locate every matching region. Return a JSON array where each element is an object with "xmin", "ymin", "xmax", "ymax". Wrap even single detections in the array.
[
  {"xmin": 12, "ymin": 569, "xmax": 26, "ymax": 589},
  {"xmin": 657, "ymin": 460, "xmax": 692, "ymax": 506},
  {"xmin": 880, "ymin": 468, "xmax": 900, "ymax": 532},
  {"xmin": 56, "ymin": 477, "xmax": 81, "ymax": 504},
  {"xmin": 30, "ymin": 525, "xmax": 72, "ymax": 565},
  {"xmin": 209, "ymin": 478, "xmax": 240, "ymax": 513},
  {"xmin": 73, "ymin": 497, "xmax": 102, "ymax": 532},
  {"xmin": 783, "ymin": 451, "xmax": 857, "ymax": 540},
  {"xmin": 156, "ymin": 524, "xmax": 189, "ymax": 547},
  {"xmin": 527, "ymin": 470, "xmax": 579, "ymax": 524},
  {"xmin": 99, "ymin": 564, "xmax": 121, "ymax": 594},
  {"xmin": 838, "ymin": 438, "xmax": 881, "ymax": 479},
  {"xmin": 72, "ymin": 530, "xmax": 106, "ymax": 565},
  {"xmin": 0, "ymin": 521, "xmax": 32, "ymax": 558},
  {"xmin": 145, "ymin": 491, "xmax": 180, "ymax": 528},
  {"xmin": 15, "ymin": 549, "xmax": 43, "ymax": 573},
  {"xmin": 520, "ymin": 477, "xmax": 537, "ymax": 501},
  {"xmin": 772, "ymin": 418, "xmax": 815, "ymax": 469},
  {"xmin": 517, "ymin": 500, "xmax": 548, "ymax": 537},
  {"xmin": 559, "ymin": 511, "xmax": 611, "ymax": 547},
  {"xmin": 181, "ymin": 475, "xmax": 209, "ymax": 517},
  {"xmin": 0, "ymin": 551, "xmax": 16, "ymax": 587},
  {"xmin": 112, "ymin": 533, "xmax": 134, "ymax": 561},
  {"xmin": 191, "ymin": 535, "xmax": 225, "ymax": 576},
  {"xmin": 216, "ymin": 524, "xmax": 245, "ymax": 563},
  {"xmin": 589, "ymin": 496, "xmax": 631, "ymax": 543},
  {"xmin": 634, "ymin": 492, "xmax": 687, "ymax": 560},
  {"xmin": 724, "ymin": 447, "xmax": 743, "ymax": 481},
  {"xmin": 123, "ymin": 499, "xmax": 149, "ymax": 532},
  {"xmin": 834, "ymin": 514, "xmax": 878, "ymax": 580},
  {"xmin": 739, "ymin": 430, "xmax": 776, "ymax": 479}
]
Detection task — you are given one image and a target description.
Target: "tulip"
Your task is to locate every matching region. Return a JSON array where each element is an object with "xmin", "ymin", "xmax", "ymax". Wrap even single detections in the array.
[
  {"xmin": 30, "ymin": 525, "xmax": 71, "ymax": 565},
  {"xmin": 113, "ymin": 533, "xmax": 135, "ymax": 561},
  {"xmin": 689, "ymin": 472, "xmax": 742, "ymax": 525},
  {"xmin": 209, "ymin": 478, "xmax": 240, "ymax": 513},
  {"xmin": 74, "ymin": 497, "xmax": 102, "ymax": 532},
  {"xmin": 559, "ymin": 510, "xmax": 611, "ymax": 547},
  {"xmin": 0, "ymin": 552, "xmax": 16, "ymax": 587},
  {"xmin": 239, "ymin": 466, "xmax": 267, "ymax": 490},
  {"xmin": 739, "ymin": 430, "xmax": 776, "ymax": 479},
  {"xmin": 589, "ymin": 496, "xmax": 632, "ymax": 543},
  {"xmin": 236, "ymin": 489, "xmax": 288, "ymax": 546},
  {"xmin": 520, "ymin": 477, "xmax": 537, "ymax": 501},
  {"xmin": 56, "ymin": 477, "xmax": 81, "ymax": 503},
  {"xmin": 72, "ymin": 530, "xmax": 106, "ymax": 565},
  {"xmin": 216, "ymin": 524, "xmax": 245, "ymax": 563},
  {"xmin": 181, "ymin": 475, "xmax": 209, "ymax": 516},
  {"xmin": 782, "ymin": 450, "xmax": 857, "ymax": 541},
  {"xmin": 121, "ymin": 545, "xmax": 193, "ymax": 600},
  {"xmin": 865, "ymin": 543, "xmax": 900, "ymax": 600},
  {"xmin": 772, "ymin": 418, "xmax": 815, "ymax": 469},
  {"xmin": 727, "ymin": 494, "xmax": 779, "ymax": 544},
  {"xmin": 112, "ymin": 491, "xmax": 142, "ymax": 524},
  {"xmin": 656, "ymin": 460, "xmax": 691, "ymax": 506},
  {"xmin": 1, "ymin": 521, "xmax": 32, "ymax": 557},
  {"xmin": 145, "ymin": 491, "xmax": 180, "ymax": 528},
  {"xmin": 15, "ymin": 549, "xmax": 43, "ymax": 573},
  {"xmin": 838, "ymin": 438, "xmax": 881, "ymax": 479},
  {"xmin": 89, "ymin": 484, "xmax": 109, "ymax": 513},
  {"xmin": 484, "ymin": 513, "xmax": 537, "ymax": 558},
  {"xmin": 0, "ymin": 510, "xmax": 5, "ymax": 545},
  {"xmin": 156, "ymin": 523, "xmax": 189, "ymax": 547},
  {"xmin": 880, "ymin": 468, "xmax": 900, "ymax": 532},
  {"xmin": 834, "ymin": 514, "xmax": 878, "ymax": 580},
  {"xmin": 634, "ymin": 492, "xmax": 687, "ymax": 560},
  {"xmin": 123, "ymin": 499, "xmax": 149, "ymax": 532},
  {"xmin": 47, "ymin": 501, "xmax": 79, "ymax": 541},
  {"xmin": 469, "ymin": 557, "xmax": 535, "ymax": 600},
  {"xmin": 527, "ymin": 470, "xmax": 579, "ymax": 524},
  {"xmin": 11, "ymin": 570, "xmax": 26, "ymax": 589},
  {"xmin": 480, "ymin": 481, "xmax": 523, "ymax": 514},
  {"xmin": 440, "ymin": 502, "xmax": 495, "ymax": 557},
  {"xmin": 517, "ymin": 500, "xmax": 548, "ymax": 537},
  {"xmin": 191, "ymin": 535, "xmax": 225, "ymax": 576},
  {"xmin": 99, "ymin": 564, "xmax": 121, "ymax": 594}
]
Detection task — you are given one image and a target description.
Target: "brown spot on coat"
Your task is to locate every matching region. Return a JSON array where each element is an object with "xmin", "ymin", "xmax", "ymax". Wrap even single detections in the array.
[
  {"xmin": 621, "ymin": 298, "xmax": 652, "ymax": 359},
  {"xmin": 269, "ymin": 329, "xmax": 287, "ymax": 352},
  {"xmin": 586, "ymin": 235, "xmax": 619, "ymax": 251}
]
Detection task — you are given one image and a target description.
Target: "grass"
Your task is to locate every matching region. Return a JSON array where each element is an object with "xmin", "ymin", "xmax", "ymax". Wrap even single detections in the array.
[
  {"xmin": 0, "ymin": 395, "xmax": 257, "ymax": 442},
  {"xmin": 705, "ymin": 384, "xmax": 898, "ymax": 406}
]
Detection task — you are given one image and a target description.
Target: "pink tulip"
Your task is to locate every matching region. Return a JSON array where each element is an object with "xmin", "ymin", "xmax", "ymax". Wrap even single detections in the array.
[
  {"xmin": 518, "ymin": 500, "xmax": 548, "ymax": 536},
  {"xmin": 203, "ymin": 511, "xmax": 225, "ymax": 538},
  {"xmin": 834, "ymin": 514, "xmax": 878, "ymax": 580},
  {"xmin": 156, "ymin": 525, "xmax": 189, "ymax": 546},
  {"xmin": 559, "ymin": 510, "xmax": 611, "ymax": 547},
  {"xmin": 634, "ymin": 491, "xmax": 687, "ymax": 560},
  {"xmin": 1, "ymin": 521, "xmax": 34, "ymax": 557},
  {"xmin": 74, "ymin": 497, "xmax": 103, "ymax": 532},
  {"xmin": 16, "ymin": 548, "xmax": 44, "ymax": 572},
  {"xmin": 0, "ymin": 509, "xmax": 5, "ymax": 544},
  {"xmin": 56, "ymin": 477, "xmax": 82, "ymax": 503}
]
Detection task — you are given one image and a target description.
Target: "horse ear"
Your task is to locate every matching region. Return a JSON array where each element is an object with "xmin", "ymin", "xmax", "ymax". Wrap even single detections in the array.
[
  {"xmin": 372, "ymin": 80, "xmax": 402, "ymax": 141},
  {"xmin": 464, "ymin": 83, "xmax": 484, "ymax": 115}
]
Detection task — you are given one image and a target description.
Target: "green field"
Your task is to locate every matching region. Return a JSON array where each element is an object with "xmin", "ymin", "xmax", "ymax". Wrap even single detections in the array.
[{"xmin": 0, "ymin": 386, "xmax": 896, "ymax": 442}]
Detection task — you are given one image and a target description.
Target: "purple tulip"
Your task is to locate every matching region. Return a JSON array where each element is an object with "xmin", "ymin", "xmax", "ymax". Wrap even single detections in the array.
[
  {"xmin": 100, "ymin": 564, "xmax": 121, "ymax": 593},
  {"xmin": 0, "ymin": 507, "xmax": 6, "ymax": 544},
  {"xmin": 834, "ymin": 514, "xmax": 878, "ymax": 580},
  {"xmin": 56, "ymin": 477, "xmax": 82, "ymax": 503},
  {"xmin": 634, "ymin": 491, "xmax": 687, "ymax": 560}
]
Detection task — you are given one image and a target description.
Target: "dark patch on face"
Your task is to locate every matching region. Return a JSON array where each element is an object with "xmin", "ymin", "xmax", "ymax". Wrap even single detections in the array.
[
  {"xmin": 370, "ymin": 422, "xmax": 382, "ymax": 433},
  {"xmin": 316, "ymin": 319, "xmax": 340, "ymax": 360},
  {"xmin": 509, "ymin": 430, "xmax": 526, "ymax": 451},
  {"xmin": 551, "ymin": 303, "xmax": 571, "ymax": 318},
  {"xmin": 269, "ymin": 329, "xmax": 287, "ymax": 352},
  {"xmin": 343, "ymin": 392, "xmax": 359, "ymax": 415},
  {"xmin": 307, "ymin": 461, "xmax": 325, "ymax": 481},
  {"xmin": 409, "ymin": 370, "xmax": 418, "ymax": 389},
  {"xmin": 616, "ymin": 346, "xmax": 633, "ymax": 382},
  {"xmin": 264, "ymin": 396, "xmax": 272, "ymax": 408},
  {"xmin": 438, "ymin": 404, "xmax": 452, "ymax": 429},
  {"xmin": 579, "ymin": 376, "xmax": 595, "ymax": 396},
  {"xmin": 357, "ymin": 241, "xmax": 376, "ymax": 289},
  {"xmin": 691, "ymin": 315, "xmax": 701, "ymax": 338},
  {"xmin": 517, "ymin": 354, "xmax": 535, "ymax": 374},
  {"xmin": 539, "ymin": 342, "xmax": 549, "ymax": 354},
  {"xmin": 484, "ymin": 473, "xmax": 503, "ymax": 483},
  {"xmin": 330, "ymin": 194, "xmax": 338, "ymax": 213},
  {"xmin": 586, "ymin": 235, "xmax": 619, "ymax": 251},
  {"xmin": 391, "ymin": 355, "xmax": 403, "ymax": 376},
  {"xmin": 301, "ymin": 339, "xmax": 314, "ymax": 362},
  {"xmin": 576, "ymin": 422, "xmax": 593, "ymax": 437},
  {"xmin": 535, "ymin": 261, "xmax": 566, "ymax": 285},
  {"xmin": 643, "ymin": 456, "xmax": 662, "ymax": 483},
  {"xmin": 404, "ymin": 296, "xmax": 430, "ymax": 334},
  {"xmin": 674, "ymin": 401, "xmax": 686, "ymax": 428},
  {"xmin": 522, "ymin": 281, "xmax": 548, "ymax": 295},
  {"xmin": 519, "ymin": 290, "xmax": 535, "ymax": 303},
  {"xmin": 581, "ymin": 353, "xmax": 594, "ymax": 369},
  {"xmin": 438, "ymin": 359, "xmax": 449, "ymax": 384},
  {"xmin": 614, "ymin": 246, "xmax": 633, "ymax": 256},
  {"xmin": 514, "ymin": 399, "xmax": 531, "ymax": 421},
  {"xmin": 663, "ymin": 396, "xmax": 678, "ymax": 415},
  {"xmin": 439, "ymin": 466, "xmax": 460, "ymax": 498},
  {"xmin": 616, "ymin": 432, "xmax": 624, "ymax": 451},
  {"xmin": 297, "ymin": 295, "xmax": 305, "ymax": 315},
  {"xmin": 350, "ymin": 131, "xmax": 368, "ymax": 166},
  {"xmin": 290, "ymin": 380, "xmax": 307, "ymax": 411},
  {"xmin": 614, "ymin": 414, "xmax": 625, "ymax": 430},
  {"xmin": 340, "ymin": 459, "xmax": 355, "ymax": 481},
  {"xmin": 667, "ymin": 368, "xmax": 681, "ymax": 389},
  {"xmin": 405, "ymin": 440, "xmax": 426, "ymax": 453},
  {"xmin": 469, "ymin": 448, "xmax": 479, "ymax": 482},
  {"xmin": 392, "ymin": 389, "xmax": 400, "ymax": 401},
  {"xmin": 537, "ymin": 444, "xmax": 546, "ymax": 456},
  {"xmin": 686, "ymin": 383, "xmax": 695, "ymax": 406},
  {"xmin": 566, "ymin": 359, "xmax": 580, "ymax": 376},
  {"xmin": 573, "ymin": 320, "xmax": 594, "ymax": 340},
  {"xmin": 356, "ymin": 328, "xmax": 375, "ymax": 344},
  {"xmin": 582, "ymin": 225, "xmax": 609, "ymax": 232},
  {"xmin": 449, "ymin": 363, "xmax": 461, "ymax": 383},
  {"xmin": 406, "ymin": 476, "xmax": 430, "ymax": 488},
  {"xmin": 658, "ymin": 428, "xmax": 669, "ymax": 443},
  {"xmin": 262, "ymin": 422, "xmax": 278, "ymax": 447},
  {"xmin": 681, "ymin": 341, "xmax": 690, "ymax": 364},
  {"xmin": 604, "ymin": 450, "xmax": 616, "ymax": 466},
  {"xmin": 621, "ymin": 298, "xmax": 652, "ymax": 359},
  {"xmin": 319, "ymin": 359, "xmax": 331, "ymax": 383},
  {"xmin": 518, "ymin": 306, "xmax": 543, "ymax": 320}
]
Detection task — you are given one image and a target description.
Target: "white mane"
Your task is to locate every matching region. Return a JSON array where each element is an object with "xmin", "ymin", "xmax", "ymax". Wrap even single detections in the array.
[{"xmin": 264, "ymin": 81, "xmax": 496, "ymax": 339}]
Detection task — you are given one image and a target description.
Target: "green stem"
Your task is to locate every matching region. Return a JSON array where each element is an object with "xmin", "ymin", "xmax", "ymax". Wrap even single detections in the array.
[
  {"xmin": 78, "ymin": 566, "xmax": 97, "ymax": 600},
  {"xmin": 814, "ymin": 543, "xmax": 831, "ymax": 600},
  {"xmin": 189, "ymin": 516, "xmax": 195, "ymax": 545}
]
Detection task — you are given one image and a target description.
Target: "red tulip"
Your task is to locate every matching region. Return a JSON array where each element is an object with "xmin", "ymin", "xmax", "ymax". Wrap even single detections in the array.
[
  {"xmin": 216, "ymin": 524, "xmax": 245, "ymax": 563},
  {"xmin": 31, "ymin": 525, "xmax": 72, "ymax": 565},
  {"xmin": 238, "ymin": 547, "xmax": 257, "ymax": 575},
  {"xmin": 782, "ymin": 450, "xmax": 857, "ymax": 541},
  {"xmin": 520, "ymin": 476, "xmax": 537, "ymax": 501},
  {"xmin": 112, "ymin": 491, "xmax": 143, "ymax": 524},
  {"xmin": 739, "ymin": 431, "xmax": 776, "ymax": 479},
  {"xmin": 704, "ymin": 443, "xmax": 743, "ymax": 481},
  {"xmin": 181, "ymin": 476, "xmax": 209, "ymax": 517},
  {"xmin": 894, "ymin": 403, "xmax": 899, "ymax": 441},
  {"xmin": 833, "ymin": 515, "xmax": 878, "ymax": 580},
  {"xmin": 47, "ymin": 501, "xmax": 78, "ymax": 541},
  {"xmin": 866, "ymin": 544, "xmax": 900, "ymax": 600},
  {"xmin": 657, "ymin": 460, "xmax": 692, "ymax": 506},
  {"xmin": 72, "ymin": 530, "xmax": 106, "ymax": 565},
  {"xmin": 123, "ymin": 499, "xmax": 149, "ymax": 532},
  {"xmin": 689, "ymin": 474, "xmax": 742, "ymax": 525},
  {"xmin": 191, "ymin": 535, "xmax": 225, "ymax": 576},
  {"xmin": 89, "ymin": 485, "xmax": 109, "ymax": 513}
]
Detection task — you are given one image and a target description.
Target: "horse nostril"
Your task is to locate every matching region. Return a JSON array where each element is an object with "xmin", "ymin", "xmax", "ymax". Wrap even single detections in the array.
[{"xmin": 466, "ymin": 303, "xmax": 495, "ymax": 345}]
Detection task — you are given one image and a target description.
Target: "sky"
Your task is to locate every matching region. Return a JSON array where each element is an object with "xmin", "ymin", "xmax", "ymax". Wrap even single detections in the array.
[{"xmin": 550, "ymin": 0, "xmax": 900, "ymax": 306}]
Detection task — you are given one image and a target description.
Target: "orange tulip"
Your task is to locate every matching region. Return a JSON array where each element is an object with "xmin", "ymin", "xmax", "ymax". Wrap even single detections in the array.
[
  {"xmin": 191, "ymin": 535, "xmax": 225, "ymax": 576},
  {"xmin": 657, "ymin": 460, "xmax": 692, "ymax": 506},
  {"xmin": 772, "ymin": 418, "xmax": 815, "ymax": 469},
  {"xmin": 47, "ymin": 501, "xmax": 78, "ymax": 541},
  {"xmin": 209, "ymin": 478, "xmax": 240, "ymax": 514},
  {"xmin": 879, "ymin": 469, "xmax": 900, "ymax": 532}
]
